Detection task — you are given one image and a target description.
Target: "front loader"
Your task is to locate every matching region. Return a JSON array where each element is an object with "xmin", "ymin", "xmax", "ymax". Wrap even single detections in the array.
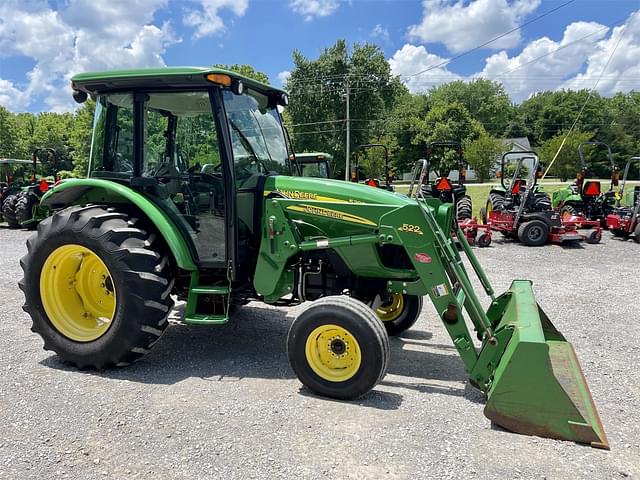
[{"xmin": 20, "ymin": 67, "xmax": 608, "ymax": 449}]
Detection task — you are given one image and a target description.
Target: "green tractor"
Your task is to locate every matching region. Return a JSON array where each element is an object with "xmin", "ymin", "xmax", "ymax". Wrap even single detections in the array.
[
  {"xmin": 551, "ymin": 141, "xmax": 619, "ymax": 225},
  {"xmin": 1, "ymin": 158, "xmax": 32, "ymax": 225},
  {"xmin": 294, "ymin": 152, "xmax": 333, "ymax": 179},
  {"xmin": 3, "ymin": 148, "xmax": 60, "ymax": 229},
  {"xmin": 20, "ymin": 67, "xmax": 608, "ymax": 448}
]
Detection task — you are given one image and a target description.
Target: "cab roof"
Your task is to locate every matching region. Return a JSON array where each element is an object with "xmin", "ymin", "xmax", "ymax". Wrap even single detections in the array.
[{"xmin": 71, "ymin": 67, "xmax": 284, "ymax": 96}]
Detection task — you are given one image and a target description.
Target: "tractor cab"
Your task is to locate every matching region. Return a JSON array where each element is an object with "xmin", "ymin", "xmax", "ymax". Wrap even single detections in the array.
[
  {"xmin": 294, "ymin": 152, "xmax": 333, "ymax": 179},
  {"xmin": 59, "ymin": 69, "xmax": 292, "ymax": 276}
]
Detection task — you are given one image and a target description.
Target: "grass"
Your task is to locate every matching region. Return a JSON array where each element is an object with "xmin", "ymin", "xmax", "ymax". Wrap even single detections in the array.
[{"xmin": 394, "ymin": 180, "xmax": 640, "ymax": 219}]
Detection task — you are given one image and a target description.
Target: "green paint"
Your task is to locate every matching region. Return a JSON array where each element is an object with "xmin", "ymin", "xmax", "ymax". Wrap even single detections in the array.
[{"xmin": 40, "ymin": 178, "xmax": 197, "ymax": 270}]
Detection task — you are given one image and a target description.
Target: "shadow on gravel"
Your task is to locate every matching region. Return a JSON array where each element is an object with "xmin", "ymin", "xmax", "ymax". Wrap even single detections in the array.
[
  {"xmin": 40, "ymin": 303, "xmax": 477, "ymax": 406},
  {"xmin": 41, "ymin": 305, "xmax": 297, "ymax": 384},
  {"xmin": 298, "ymin": 387, "xmax": 404, "ymax": 411}
]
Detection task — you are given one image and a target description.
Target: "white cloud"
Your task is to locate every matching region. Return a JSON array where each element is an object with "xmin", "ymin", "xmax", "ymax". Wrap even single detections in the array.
[
  {"xmin": 0, "ymin": 78, "xmax": 29, "ymax": 111},
  {"xmin": 289, "ymin": 0, "xmax": 340, "ymax": 21},
  {"xmin": 370, "ymin": 24, "xmax": 389, "ymax": 41},
  {"xmin": 183, "ymin": 0, "xmax": 249, "ymax": 40},
  {"xmin": 277, "ymin": 71, "xmax": 291, "ymax": 86},
  {"xmin": 561, "ymin": 11, "xmax": 640, "ymax": 95},
  {"xmin": 388, "ymin": 44, "xmax": 462, "ymax": 93},
  {"xmin": 477, "ymin": 20, "xmax": 610, "ymax": 101},
  {"xmin": 408, "ymin": 0, "xmax": 541, "ymax": 53},
  {"xmin": 0, "ymin": 0, "xmax": 179, "ymax": 112}
]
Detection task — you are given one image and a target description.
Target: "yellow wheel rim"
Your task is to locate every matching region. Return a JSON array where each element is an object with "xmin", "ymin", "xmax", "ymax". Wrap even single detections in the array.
[
  {"xmin": 486, "ymin": 201, "xmax": 493, "ymax": 215},
  {"xmin": 375, "ymin": 293, "xmax": 404, "ymax": 322},
  {"xmin": 40, "ymin": 244, "xmax": 116, "ymax": 342},
  {"xmin": 305, "ymin": 324, "xmax": 361, "ymax": 382}
]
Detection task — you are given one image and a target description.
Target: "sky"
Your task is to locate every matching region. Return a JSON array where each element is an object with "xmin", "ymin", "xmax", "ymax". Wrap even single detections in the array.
[{"xmin": 0, "ymin": 0, "xmax": 639, "ymax": 112}]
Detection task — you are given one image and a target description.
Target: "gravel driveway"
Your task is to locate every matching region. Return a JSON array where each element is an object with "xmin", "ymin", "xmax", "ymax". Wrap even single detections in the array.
[{"xmin": 0, "ymin": 227, "xmax": 638, "ymax": 479}]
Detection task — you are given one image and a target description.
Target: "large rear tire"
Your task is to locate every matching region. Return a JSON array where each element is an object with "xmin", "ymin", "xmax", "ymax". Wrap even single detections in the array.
[
  {"xmin": 375, "ymin": 293, "xmax": 422, "ymax": 336},
  {"xmin": 288, "ymin": 296, "xmax": 390, "ymax": 400},
  {"xmin": 2, "ymin": 194, "xmax": 19, "ymax": 228},
  {"xmin": 456, "ymin": 195, "xmax": 473, "ymax": 221},
  {"xmin": 518, "ymin": 220, "xmax": 549, "ymax": 246},
  {"xmin": 20, "ymin": 205, "xmax": 174, "ymax": 368},
  {"xmin": 486, "ymin": 192, "xmax": 504, "ymax": 213},
  {"xmin": 15, "ymin": 192, "xmax": 38, "ymax": 229}
]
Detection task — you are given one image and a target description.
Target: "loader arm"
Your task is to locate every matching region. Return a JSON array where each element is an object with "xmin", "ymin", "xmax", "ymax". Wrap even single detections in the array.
[{"xmin": 254, "ymin": 194, "xmax": 609, "ymax": 449}]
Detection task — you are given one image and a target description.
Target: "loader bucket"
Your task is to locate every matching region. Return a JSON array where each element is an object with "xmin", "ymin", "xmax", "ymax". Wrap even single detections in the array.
[{"xmin": 484, "ymin": 281, "xmax": 609, "ymax": 449}]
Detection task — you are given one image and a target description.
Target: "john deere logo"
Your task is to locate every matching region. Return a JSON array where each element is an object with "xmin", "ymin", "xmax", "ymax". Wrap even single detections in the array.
[{"xmin": 286, "ymin": 205, "xmax": 376, "ymax": 226}]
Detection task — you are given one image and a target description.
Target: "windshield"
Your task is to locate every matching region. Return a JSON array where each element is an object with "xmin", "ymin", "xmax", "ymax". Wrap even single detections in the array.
[{"xmin": 222, "ymin": 89, "xmax": 290, "ymax": 181}]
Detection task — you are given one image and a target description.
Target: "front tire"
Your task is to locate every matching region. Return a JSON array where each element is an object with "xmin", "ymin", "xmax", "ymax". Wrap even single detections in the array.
[
  {"xmin": 287, "ymin": 296, "xmax": 390, "ymax": 400},
  {"xmin": 2, "ymin": 194, "xmax": 19, "ymax": 228},
  {"xmin": 375, "ymin": 293, "xmax": 422, "ymax": 336},
  {"xmin": 518, "ymin": 219, "xmax": 549, "ymax": 246},
  {"xmin": 20, "ymin": 205, "xmax": 174, "ymax": 369}
]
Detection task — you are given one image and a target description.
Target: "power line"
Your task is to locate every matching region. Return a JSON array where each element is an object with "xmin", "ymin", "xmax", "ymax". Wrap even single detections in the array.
[
  {"xmin": 403, "ymin": 0, "xmax": 576, "ymax": 80},
  {"xmin": 543, "ymin": 11, "xmax": 636, "ymax": 178}
]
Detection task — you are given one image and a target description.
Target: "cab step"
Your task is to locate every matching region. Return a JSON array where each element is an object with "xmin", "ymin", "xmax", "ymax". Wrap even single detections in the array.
[{"xmin": 184, "ymin": 313, "xmax": 229, "ymax": 325}]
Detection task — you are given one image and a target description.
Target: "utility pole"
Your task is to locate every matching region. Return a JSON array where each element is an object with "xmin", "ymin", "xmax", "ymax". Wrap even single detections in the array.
[{"xmin": 344, "ymin": 77, "xmax": 351, "ymax": 181}]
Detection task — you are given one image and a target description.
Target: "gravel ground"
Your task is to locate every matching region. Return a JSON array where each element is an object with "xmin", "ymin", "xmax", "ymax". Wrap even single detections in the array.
[{"xmin": 0, "ymin": 226, "xmax": 638, "ymax": 479}]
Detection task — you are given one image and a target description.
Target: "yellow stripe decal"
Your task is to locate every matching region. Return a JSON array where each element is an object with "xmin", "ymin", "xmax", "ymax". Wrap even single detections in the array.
[
  {"xmin": 286, "ymin": 204, "xmax": 377, "ymax": 226},
  {"xmin": 264, "ymin": 189, "xmax": 359, "ymax": 203}
]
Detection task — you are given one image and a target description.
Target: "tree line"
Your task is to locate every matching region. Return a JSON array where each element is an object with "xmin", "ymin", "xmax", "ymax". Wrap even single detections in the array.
[{"xmin": 1, "ymin": 41, "xmax": 639, "ymax": 182}]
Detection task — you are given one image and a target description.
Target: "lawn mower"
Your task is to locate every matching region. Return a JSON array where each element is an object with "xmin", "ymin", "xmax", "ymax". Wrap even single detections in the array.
[
  {"xmin": 20, "ymin": 67, "xmax": 607, "ymax": 448},
  {"xmin": 414, "ymin": 141, "xmax": 491, "ymax": 247},
  {"xmin": 552, "ymin": 141, "xmax": 619, "ymax": 226},
  {"xmin": 606, "ymin": 156, "xmax": 640, "ymax": 242},
  {"xmin": 294, "ymin": 152, "xmax": 333, "ymax": 179},
  {"xmin": 0, "ymin": 158, "xmax": 32, "ymax": 225},
  {"xmin": 482, "ymin": 151, "xmax": 601, "ymax": 246},
  {"xmin": 351, "ymin": 144, "xmax": 393, "ymax": 190}
]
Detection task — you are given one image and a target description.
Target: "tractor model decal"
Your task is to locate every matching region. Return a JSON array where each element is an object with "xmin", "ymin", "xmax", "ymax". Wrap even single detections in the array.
[{"xmin": 286, "ymin": 204, "xmax": 376, "ymax": 226}]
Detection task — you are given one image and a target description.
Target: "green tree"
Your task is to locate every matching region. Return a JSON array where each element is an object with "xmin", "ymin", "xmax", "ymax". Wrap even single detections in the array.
[
  {"xmin": 427, "ymin": 79, "xmax": 513, "ymax": 136},
  {"xmin": 0, "ymin": 106, "xmax": 19, "ymax": 158},
  {"xmin": 413, "ymin": 102, "xmax": 485, "ymax": 172},
  {"xmin": 69, "ymin": 100, "xmax": 96, "ymax": 176},
  {"xmin": 213, "ymin": 64, "xmax": 270, "ymax": 84},
  {"xmin": 286, "ymin": 39, "xmax": 406, "ymax": 174},
  {"xmin": 464, "ymin": 134, "xmax": 503, "ymax": 182},
  {"xmin": 539, "ymin": 130, "xmax": 593, "ymax": 181}
]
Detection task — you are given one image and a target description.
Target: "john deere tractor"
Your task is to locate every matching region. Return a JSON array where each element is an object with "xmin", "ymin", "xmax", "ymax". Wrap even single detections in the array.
[
  {"xmin": 20, "ymin": 67, "xmax": 608, "ymax": 448},
  {"xmin": 294, "ymin": 152, "xmax": 333, "ymax": 179}
]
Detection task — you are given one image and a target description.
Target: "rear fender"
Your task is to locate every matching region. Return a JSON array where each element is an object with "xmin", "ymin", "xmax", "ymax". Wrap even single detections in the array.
[{"xmin": 41, "ymin": 178, "xmax": 197, "ymax": 271}]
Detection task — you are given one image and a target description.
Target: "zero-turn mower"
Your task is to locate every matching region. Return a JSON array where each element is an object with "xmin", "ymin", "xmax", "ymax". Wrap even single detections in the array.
[
  {"xmin": 413, "ymin": 141, "xmax": 491, "ymax": 247},
  {"xmin": 552, "ymin": 141, "xmax": 619, "ymax": 226},
  {"xmin": 20, "ymin": 67, "xmax": 608, "ymax": 448},
  {"xmin": 606, "ymin": 156, "xmax": 640, "ymax": 242},
  {"xmin": 482, "ymin": 151, "xmax": 601, "ymax": 246}
]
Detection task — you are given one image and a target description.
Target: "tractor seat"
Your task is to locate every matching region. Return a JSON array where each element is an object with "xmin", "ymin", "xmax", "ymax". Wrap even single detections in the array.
[
  {"xmin": 511, "ymin": 179, "xmax": 526, "ymax": 195},
  {"xmin": 582, "ymin": 181, "xmax": 601, "ymax": 197}
]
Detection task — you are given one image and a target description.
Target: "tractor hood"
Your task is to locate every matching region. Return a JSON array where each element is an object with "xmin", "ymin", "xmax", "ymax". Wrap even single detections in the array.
[{"xmin": 264, "ymin": 176, "xmax": 412, "ymax": 206}]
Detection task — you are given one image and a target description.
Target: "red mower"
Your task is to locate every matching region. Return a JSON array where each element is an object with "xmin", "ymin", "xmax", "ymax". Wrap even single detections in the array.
[
  {"xmin": 482, "ymin": 151, "xmax": 601, "ymax": 246},
  {"xmin": 606, "ymin": 156, "xmax": 640, "ymax": 242}
]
